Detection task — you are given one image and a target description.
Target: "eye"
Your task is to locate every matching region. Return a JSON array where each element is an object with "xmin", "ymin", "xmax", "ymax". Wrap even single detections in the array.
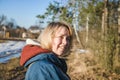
[
  {"xmin": 58, "ymin": 36, "xmax": 64, "ymax": 40},
  {"xmin": 55, "ymin": 36, "xmax": 63, "ymax": 39},
  {"xmin": 66, "ymin": 36, "xmax": 71, "ymax": 41},
  {"xmin": 55, "ymin": 35, "xmax": 70, "ymax": 41}
]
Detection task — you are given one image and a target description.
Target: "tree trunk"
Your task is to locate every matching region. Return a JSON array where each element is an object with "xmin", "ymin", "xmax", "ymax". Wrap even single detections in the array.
[{"xmin": 86, "ymin": 15, "xmax": 89, "ymax": 44}]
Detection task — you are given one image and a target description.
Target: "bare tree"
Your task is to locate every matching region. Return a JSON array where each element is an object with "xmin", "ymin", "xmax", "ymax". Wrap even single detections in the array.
[{"xmin": 0, "ymin": 15, "xmax": 6, "ymax": 26}]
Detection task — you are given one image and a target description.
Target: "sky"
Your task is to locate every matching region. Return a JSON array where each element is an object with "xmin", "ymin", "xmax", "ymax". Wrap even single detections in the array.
[{"xmin": 0, "ymin": 0, "xmax": 52, "ymax": 29}]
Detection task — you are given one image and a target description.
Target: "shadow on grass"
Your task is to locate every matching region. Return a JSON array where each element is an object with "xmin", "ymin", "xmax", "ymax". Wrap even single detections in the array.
[{"xmin": 0, "ymin": 57, "xmax": 26, "ymax": 80}]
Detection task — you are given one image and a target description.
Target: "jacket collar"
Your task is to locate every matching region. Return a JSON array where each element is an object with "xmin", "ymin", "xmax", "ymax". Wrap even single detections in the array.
[{"xmin": 24, "ymin": 53, "xmax": 67, "ymax": 73}]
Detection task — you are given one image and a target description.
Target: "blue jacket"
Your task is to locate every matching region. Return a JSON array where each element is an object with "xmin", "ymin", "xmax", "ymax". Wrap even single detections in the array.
[{"xmin": 20, "ymin": 45, "xmax": 70, "ymax": 80}]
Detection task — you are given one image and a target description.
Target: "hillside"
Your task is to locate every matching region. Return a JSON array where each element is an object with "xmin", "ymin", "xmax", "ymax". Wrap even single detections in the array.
[{"xmin": 0, "ymin": 48, "xmax": 120, "ymax": 80}]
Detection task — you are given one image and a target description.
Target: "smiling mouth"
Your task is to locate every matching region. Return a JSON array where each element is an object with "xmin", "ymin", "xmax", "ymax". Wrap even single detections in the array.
[
  {"xmin": 59, "ymin": 46, "xmax": 64, "ymax": 49},
  {"xmin": 59, "ymin": 46, "xmax": 67, "ymax": 51}
]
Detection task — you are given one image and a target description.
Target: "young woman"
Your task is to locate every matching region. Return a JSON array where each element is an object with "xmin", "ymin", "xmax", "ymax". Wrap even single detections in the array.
[{"xmin": 20, "ymin": 21, "xmax": 73, "ymax": 80}]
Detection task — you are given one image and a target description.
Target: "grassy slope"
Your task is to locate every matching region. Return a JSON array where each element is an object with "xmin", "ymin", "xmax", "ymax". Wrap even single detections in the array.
[
  {"xmin": 0, "ymin": 52, "xmax": 120, "ymax": 80},
  {"xmin": 0, "ymin": 58, "xmax": 26, "ymax": 80}
]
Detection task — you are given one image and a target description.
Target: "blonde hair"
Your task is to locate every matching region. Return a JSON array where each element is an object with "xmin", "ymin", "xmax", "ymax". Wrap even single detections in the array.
[{"xmin": 37, "ymin": 21, "xmax": 73, "ymax": 51}]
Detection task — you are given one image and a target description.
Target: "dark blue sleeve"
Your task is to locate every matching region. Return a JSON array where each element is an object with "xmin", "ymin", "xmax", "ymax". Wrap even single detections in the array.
[{"xmin": 25, "ymin": 61, "xmax": 69, "ymax": 80}]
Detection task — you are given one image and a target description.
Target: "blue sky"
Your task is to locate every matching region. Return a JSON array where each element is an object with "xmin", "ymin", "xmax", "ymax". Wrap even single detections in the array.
[{"xmin": 0, "ymin": 0, "xmax": 52, "ymax": 28}]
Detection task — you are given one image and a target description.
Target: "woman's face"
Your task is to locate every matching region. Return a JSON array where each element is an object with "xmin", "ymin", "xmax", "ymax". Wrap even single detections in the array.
[{"xmin": 52, "ymin": 27, "xmax": 70, "ymax": 56}]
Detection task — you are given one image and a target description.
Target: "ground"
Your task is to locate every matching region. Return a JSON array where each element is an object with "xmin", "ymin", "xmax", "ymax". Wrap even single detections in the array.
[{"xmin": 0, "ymin": 49, "xmax": 120, "ymax": 80}]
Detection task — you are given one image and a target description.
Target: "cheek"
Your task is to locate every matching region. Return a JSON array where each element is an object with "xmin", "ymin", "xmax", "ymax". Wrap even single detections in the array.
[
  {"xmin": 52, "ymin": 38, "xmax": 61, "ymax": 48},
  {"xmin": 52, "ymin": 38, "xmax": 58, "ymax": 48}
]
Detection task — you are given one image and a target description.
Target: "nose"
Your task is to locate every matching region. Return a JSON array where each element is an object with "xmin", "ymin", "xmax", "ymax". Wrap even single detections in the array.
[{"xmin": 62, "ymin": 37, "xmax": 68, "ymax": 45}]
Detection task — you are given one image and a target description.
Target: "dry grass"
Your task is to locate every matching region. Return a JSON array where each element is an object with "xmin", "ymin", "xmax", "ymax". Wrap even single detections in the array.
[
  {"xmin": 0, "ymin": 49, "xmax": 120, "ymax": 80},
  {"xmin": 0, "ymin": 58, "xmax": 26, "ymax": 80},
  {"xmin": 66, "ymin": 49, "xmax": 120, "ymax": 80},
  {"xmin": 0, "ymin": 40, "xmax": 5, "ymax": 43}
]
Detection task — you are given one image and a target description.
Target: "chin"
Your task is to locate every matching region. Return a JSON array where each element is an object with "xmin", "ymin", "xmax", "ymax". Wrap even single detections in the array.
[{"xmin": 57, "ymin": 52, "xmax": 63, "ymax": 56}]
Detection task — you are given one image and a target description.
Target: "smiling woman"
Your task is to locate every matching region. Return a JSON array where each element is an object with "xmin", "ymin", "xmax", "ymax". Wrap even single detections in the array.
[
  {"xmin": 20, "ymin": 21, "xmax": 73, "ymax": 80},
  {"xmin": 38, "ymin": 21, "xmax": 73, "ymax": 55}
]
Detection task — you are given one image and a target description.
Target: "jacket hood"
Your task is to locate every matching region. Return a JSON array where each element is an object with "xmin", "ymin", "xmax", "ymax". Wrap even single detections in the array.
[{"xmin": 20, "ymin": 45, "xmax": 50, "ymax": 66}]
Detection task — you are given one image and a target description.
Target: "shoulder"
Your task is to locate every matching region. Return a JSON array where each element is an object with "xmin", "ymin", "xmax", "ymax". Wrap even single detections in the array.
[
  {"xmin": 27, "ymin": 59, "xmax": 62, "ymax": 75},
  {"xmin": 25, "ymin": 60, "xmax": 59, "ymax": 80},
  {"xmin": 30, "ymin": 60, "xmax": 56, "ymax": 70},
  {"xmin": 25, "ymin": 60, "xmax": 70, "ymax": 80}
]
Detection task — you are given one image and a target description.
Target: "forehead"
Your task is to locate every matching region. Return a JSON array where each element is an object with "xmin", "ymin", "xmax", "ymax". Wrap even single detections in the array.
[{"xmin": 54, "ymin": 27, "xmax": 70, "ymax": 36}]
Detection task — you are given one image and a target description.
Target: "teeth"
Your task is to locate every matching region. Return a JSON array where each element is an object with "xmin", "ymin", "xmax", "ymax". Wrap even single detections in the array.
[
  {"xmin": 59, "ymin": 46, "xmax": 64, "ymax": 49},
  {"xmin": 60, "ymin": 47, "xmax": 63, "ymax": 49},
  {"xmin": 59, "ymin": 45, "xmax": 66, "ymax": 50},
  {"xmin": 60, "ymin": 46, "xmax": 63, "ymax": 47}
]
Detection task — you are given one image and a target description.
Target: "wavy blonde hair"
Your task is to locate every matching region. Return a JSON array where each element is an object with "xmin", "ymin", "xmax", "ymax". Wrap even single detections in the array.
[{"xmin": 37, "ymin": 21, "xmax": 73, "ymax": 51}]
